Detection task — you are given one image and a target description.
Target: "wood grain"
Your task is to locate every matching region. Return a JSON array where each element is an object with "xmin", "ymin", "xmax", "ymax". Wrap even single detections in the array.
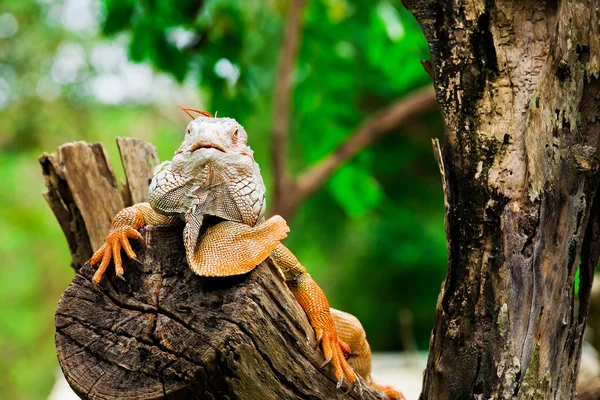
[
  {"xmin": 39, "ymin": 142, "xmax": 123, "ymax": 269},
  {"xmin": 117, "ymin": 137, "xmax": 159, "ymax": 207}
]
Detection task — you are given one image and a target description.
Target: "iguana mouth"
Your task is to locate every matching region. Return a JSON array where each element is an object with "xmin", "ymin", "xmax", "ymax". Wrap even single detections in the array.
[{"xmin": 189, "ymin": 140, "xmax": 226, "ymax": 153}]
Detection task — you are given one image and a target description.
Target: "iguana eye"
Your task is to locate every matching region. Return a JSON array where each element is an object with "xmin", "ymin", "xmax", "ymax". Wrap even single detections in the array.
[{"xmin": 230, "ymin": 128, "xmax": 239, "ymax": 144}]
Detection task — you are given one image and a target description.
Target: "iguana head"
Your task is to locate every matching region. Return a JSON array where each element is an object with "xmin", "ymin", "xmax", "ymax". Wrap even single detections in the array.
[
  {"xmin": 149, "ymin": 108, "xmax": 266, "ymax": 226},
  {"xmin": 175, "ymin": 114, "xmax": 254, "ymax": 160}
]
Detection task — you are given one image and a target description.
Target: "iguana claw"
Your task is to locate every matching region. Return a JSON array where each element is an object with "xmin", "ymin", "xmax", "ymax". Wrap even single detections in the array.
[
  {"xmin": 90, "ymin": 206, "xmax": 147, "ymax": 283},
  {"xmin": 132, "ymin": 257, "xmax": 144, "ymax": 266},
  {"xmin": 345, "ymin": 379, "xmax": 357, "ymax": 394},
  {"xmin": 315, "ymin": 332, "xmax": 323, "ymax": 349},
  {"xmin": 90, "ymin": 226, "xmax": 143, "ymax": 283},
  {"xmin": 321, "ymin": 358, "xmax": 332, "ymax": 368}
]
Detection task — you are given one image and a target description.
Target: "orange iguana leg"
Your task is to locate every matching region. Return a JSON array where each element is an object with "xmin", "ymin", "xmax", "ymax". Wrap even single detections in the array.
[
  {"xmin": 89, "ymin": 202, "xmax": 178, "ymax": 283},
  {"xmin": 331, "ymin": 309, "xmax": 406, "ymax": 400},
  {"xmin": 372, "ymin": 384, "xmax": 406, "ymax": 400},
  {"xmin": 271, "ymin": 244, "xmax": 359, "ymax": 391},
  {"xmin": 188, "ymin": 216, "xmax": 289, "ymax": 276}
]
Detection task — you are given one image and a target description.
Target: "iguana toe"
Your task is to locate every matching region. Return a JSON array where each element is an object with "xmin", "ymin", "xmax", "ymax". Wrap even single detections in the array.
[
  {"xmin": 89, "ymin": 205, "xmax": 149, "ymax": 283},
  {"xmin": 90, "ymin": 227, "xmax": 143, "ymax": 283},
  {"xmin": 319, "ymin": 327, "xmax": 357, "ymax": 392},
  {"xmin": 372, "ymin": 383, "xmax": 406, "ymax": 400}
]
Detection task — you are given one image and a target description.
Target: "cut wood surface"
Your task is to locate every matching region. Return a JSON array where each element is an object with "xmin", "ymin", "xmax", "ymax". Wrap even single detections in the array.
[{"xmin": 43, "ymin": 139, "xmax": 381, "ymax": 399}]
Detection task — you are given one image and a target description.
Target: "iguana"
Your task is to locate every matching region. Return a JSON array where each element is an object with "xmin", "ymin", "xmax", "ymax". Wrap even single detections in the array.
[{"xmin": 90, "ymin": 109, "xmax": 404, "ymax": 400}]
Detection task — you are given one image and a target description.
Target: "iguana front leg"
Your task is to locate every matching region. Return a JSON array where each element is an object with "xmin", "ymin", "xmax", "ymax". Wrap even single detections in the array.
[{"xmin": 89, "ymin": 203, "xmax": 178, "ymax": 283}]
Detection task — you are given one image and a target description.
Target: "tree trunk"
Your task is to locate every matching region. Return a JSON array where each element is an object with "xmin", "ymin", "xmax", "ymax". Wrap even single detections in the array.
[
  {"xmin": 403, "ymin": 0, "xmax": 600, "ymax": 398},
  {"xmin": 41, "ymin": 140, "xmax": 380, "ymax": 400}
]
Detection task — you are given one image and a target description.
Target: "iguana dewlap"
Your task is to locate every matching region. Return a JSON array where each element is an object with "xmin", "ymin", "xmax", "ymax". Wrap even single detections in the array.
[{"xmin": 90, "ymin": 111, "xmax": 404, "ymax": 399}]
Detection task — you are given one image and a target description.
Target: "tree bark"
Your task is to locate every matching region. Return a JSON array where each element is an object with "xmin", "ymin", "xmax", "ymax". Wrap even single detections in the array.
[
  {"xmin": 43, "ymin": 140, "xmax": 380, "ymax": 400},
  {"xmin": 403, "ymin": 0, "xmax": 600, "ymax": 398}
]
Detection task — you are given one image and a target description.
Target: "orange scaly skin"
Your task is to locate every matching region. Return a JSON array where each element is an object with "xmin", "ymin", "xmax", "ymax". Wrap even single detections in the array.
[
  {"xmin": 375, "ymin": 385, "xmax": 406, "ymax": 400},
  {"xmin": 90, "ymin": 203, "xmax": 178, "ymax": 283},
  {"xmin": 290, "ymin": 274, "xmax": 356, "ymax": 386},
  {"xmin": 331, "ymin": 309, "xmax": 406, "ymax": 399},
  {"xmin": 189, "ymin": 216, "xmax": 290, "ymax": 276},
  {"xmin": 270, "ymin": 244, "xmax": 358, "ymax": 391}
]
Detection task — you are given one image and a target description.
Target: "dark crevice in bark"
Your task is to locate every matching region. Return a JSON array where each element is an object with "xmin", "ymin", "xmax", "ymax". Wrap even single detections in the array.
[
  {"xmin": 159, "ymin": 370, "xmax": 169, "ymax": 400},
  {"xmin": 472, "ymin": 11, "xmax": 498, "ymax": 77},
  {"xmin": 222, "ymin": 317, "xmax": 320, "ymax": 400}
]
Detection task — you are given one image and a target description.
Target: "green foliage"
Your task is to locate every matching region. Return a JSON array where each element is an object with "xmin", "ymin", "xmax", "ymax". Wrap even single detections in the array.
[
  {"xmin": 293, "ymin": 0, "xmax": 431, "ymax": 216},
  {"xmin": 1, "ymin": 0, "xmax": 447, "ymax": 398},
  {"xmin": 102, "ymin": 0, "xmax": 136, "ymax": 35}
]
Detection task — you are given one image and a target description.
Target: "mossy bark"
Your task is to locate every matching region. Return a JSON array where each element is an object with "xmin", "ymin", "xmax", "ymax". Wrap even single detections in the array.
[{"xmin": 403, "ymin": 0, "xmax": 600, "ymax": 398}]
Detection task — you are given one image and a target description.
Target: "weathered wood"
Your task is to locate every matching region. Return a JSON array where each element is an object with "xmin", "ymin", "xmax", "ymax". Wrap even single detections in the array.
[
  {"xmin": 117, "ymin": 137, "xmax": 159, "ymax": 206},
  {"xmin": 39, "ymin": 142, "xmax": 124, "ymax": 270},
  {"xmin": 58, "ymin": 142, "xmax": 125, "ymax": 252},
  {"xmin": 47, "ymin": 139, "xmax": 380, "ymax": 399},
  {"xmin": 40, "ymin": 139, "xmax": 159, "ymax": 270},
  {"xmin": 403, "ymin": 0, "xmax": 600, "ymax": 398},
  {"xmin": 56, "ymin": 226, "xmax": 379, "ymax": 400}
]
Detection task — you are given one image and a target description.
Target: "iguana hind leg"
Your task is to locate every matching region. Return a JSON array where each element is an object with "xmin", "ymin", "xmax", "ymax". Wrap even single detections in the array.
[
  {"xmin": 331, "ymin": 309, "xmax": 406, "ymax": 400},
  {"xmin": 187, "ymin": 216, "xmax": 289, "ymax": 276},
  {"xmin": 271, "ymin": 244, "xmax": 360, "ymax": 392}
]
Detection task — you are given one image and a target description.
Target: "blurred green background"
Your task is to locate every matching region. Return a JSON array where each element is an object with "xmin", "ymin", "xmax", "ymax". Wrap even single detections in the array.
[{"xmin": 0, "ymin": 0, "xmax": 446, "ymax": 398}]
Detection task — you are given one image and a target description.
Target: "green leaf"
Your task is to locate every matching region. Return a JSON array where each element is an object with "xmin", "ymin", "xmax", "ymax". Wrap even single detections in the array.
[
  {"xmin": 129, "ymin": 18, "xmax": 158, "ymax": 62},
  {"xmin": 154, "ymin": 33, "xmax": 189, "ymax": 81},
  {"xmin": 102, "ymin": 0, "xmax": 136, "ymax": 36},
  {"xmin": 328, "ymin": 163, "xmax": 384, "ymax": 218}
]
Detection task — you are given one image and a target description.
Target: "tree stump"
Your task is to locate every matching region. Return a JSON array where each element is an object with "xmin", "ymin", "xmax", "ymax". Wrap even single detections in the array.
[{"xmin": 41, "ymin": 139, "xmax": 380, "ymax": 400}]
